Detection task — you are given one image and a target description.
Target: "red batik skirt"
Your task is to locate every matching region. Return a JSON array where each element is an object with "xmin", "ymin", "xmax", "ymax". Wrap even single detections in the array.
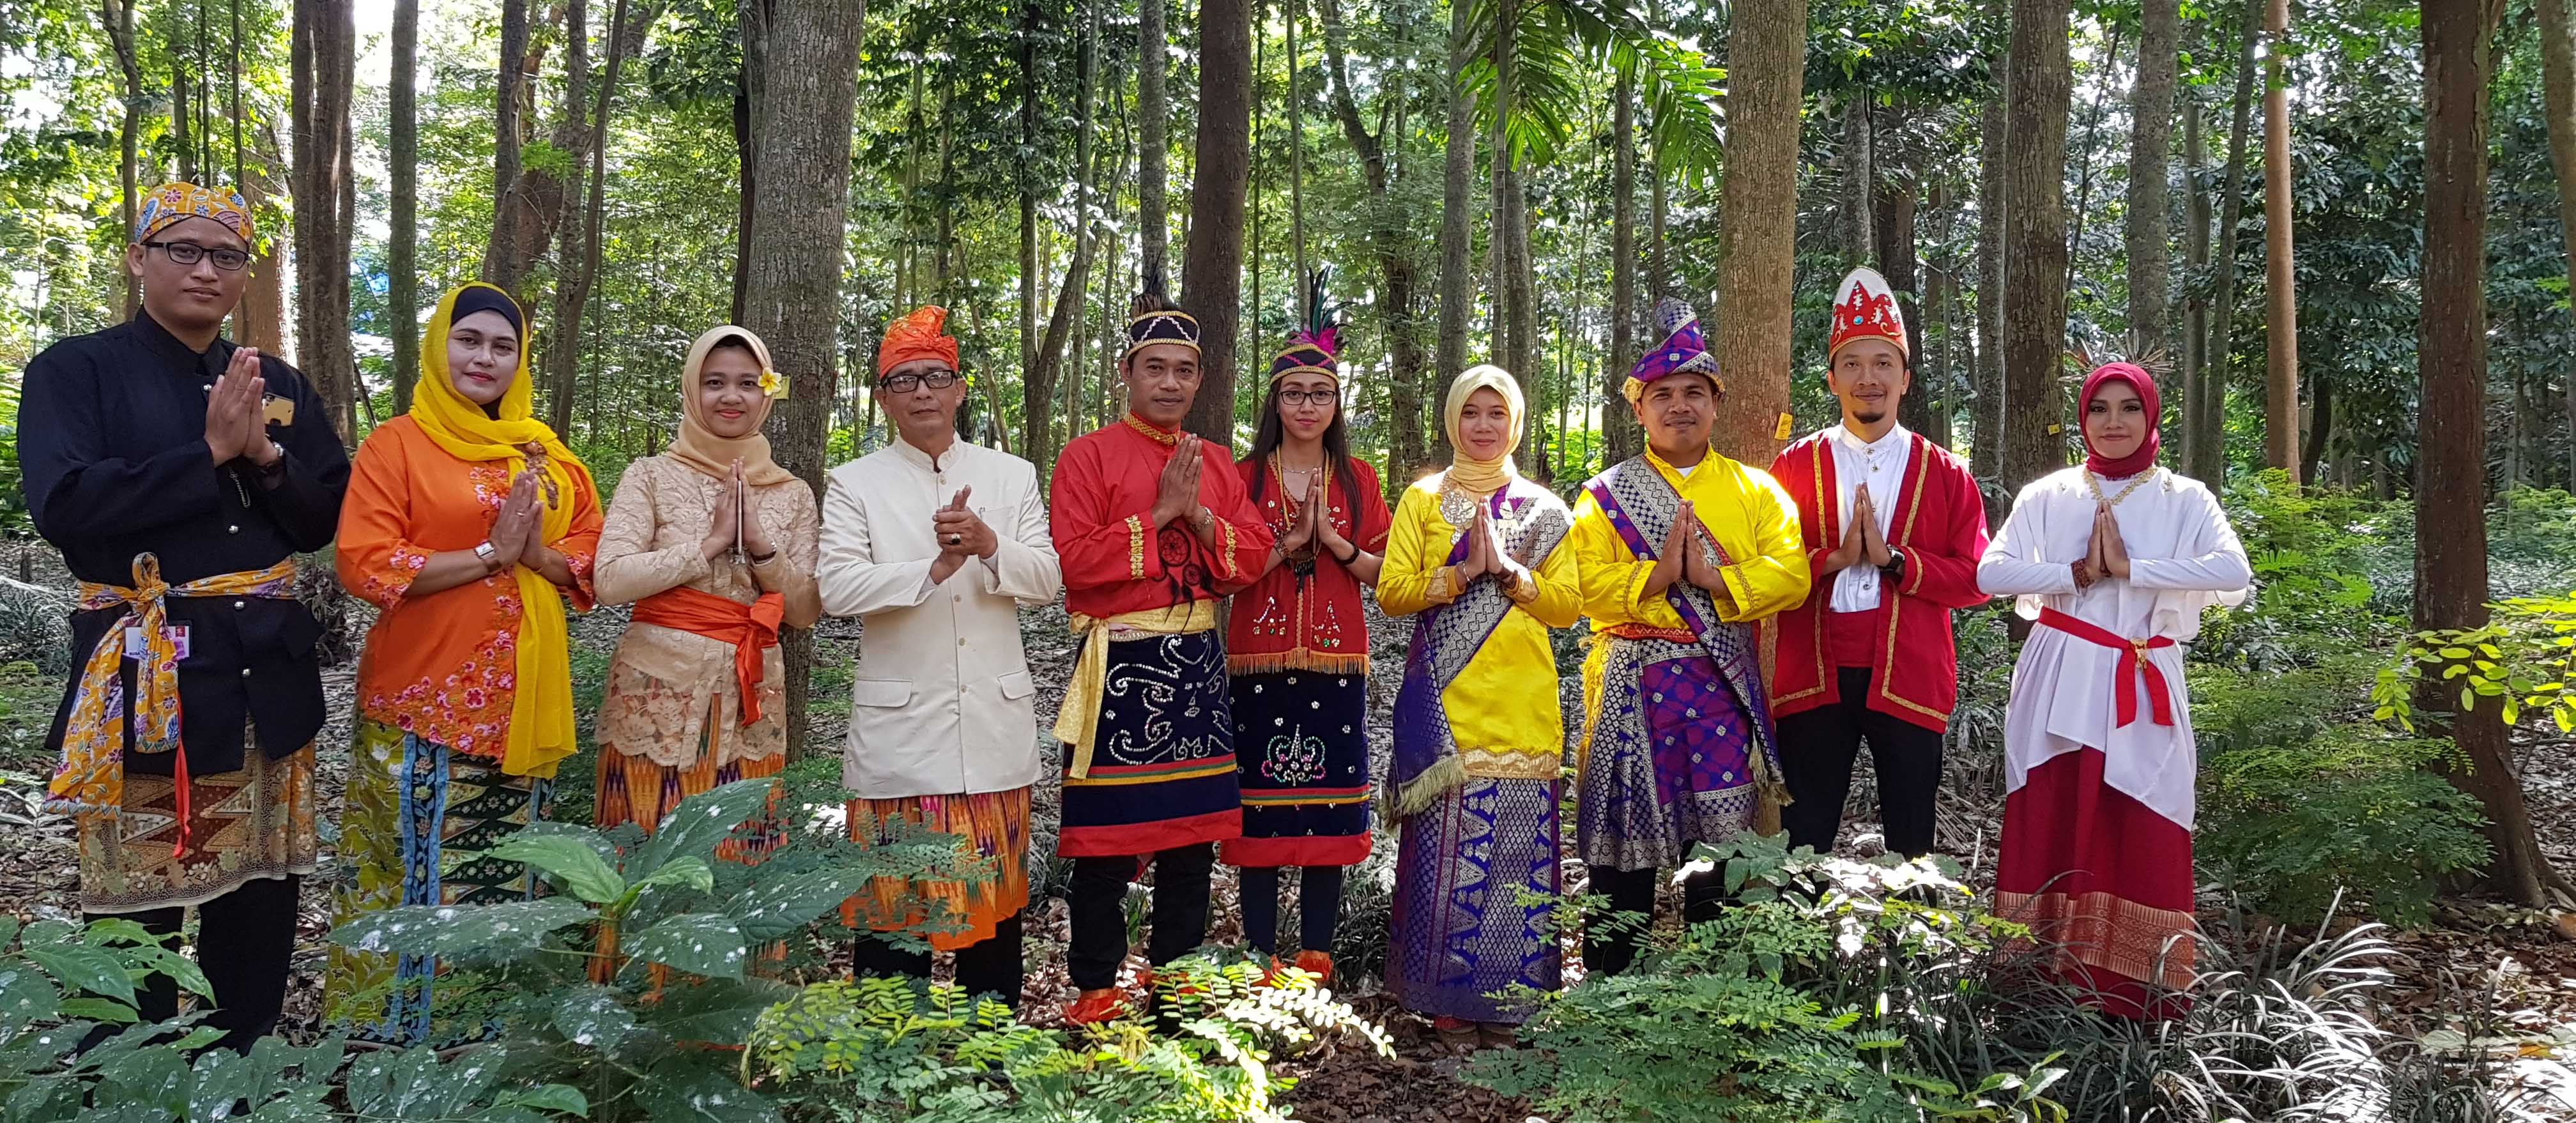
[{"xmin": 1994, "ymin": 747, "xmax": 2196, "ymax": 1020}]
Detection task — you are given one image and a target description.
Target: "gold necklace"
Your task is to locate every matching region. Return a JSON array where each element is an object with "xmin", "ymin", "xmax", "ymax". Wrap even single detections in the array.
[{"xmin": 2085, "ymin": 466, "xmax": 2159, "ymax": 507}]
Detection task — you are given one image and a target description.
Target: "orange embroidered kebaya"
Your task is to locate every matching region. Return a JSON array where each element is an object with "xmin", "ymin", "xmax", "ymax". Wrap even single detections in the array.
[{"xmin": 338, "ymin": 416, "xmax": 603, "ymax": 758}]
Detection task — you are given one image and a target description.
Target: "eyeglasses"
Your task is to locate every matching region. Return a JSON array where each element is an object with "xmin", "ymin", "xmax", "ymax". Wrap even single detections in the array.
[
  {"xmin": 1278, "ymin": 388, "xmax": 1338, "ymax": 406},
  {"xmin": 144, "ymin": 241, "xmax": 250, "ymax": 272},
  {"xmin": 878, "ymin": 371, "xmax": 961, "ymax": 394}
]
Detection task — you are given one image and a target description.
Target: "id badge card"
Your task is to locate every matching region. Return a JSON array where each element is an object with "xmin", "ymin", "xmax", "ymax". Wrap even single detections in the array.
[{"xmin": 123, "ymin": 624, "xmax": 190, "ymax": 661}]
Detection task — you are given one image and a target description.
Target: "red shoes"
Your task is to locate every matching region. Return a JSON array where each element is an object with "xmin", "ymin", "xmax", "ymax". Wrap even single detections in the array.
[{"xmin": 1062, "ymin": 988, "xmax": 1128, "ymax": 1025}]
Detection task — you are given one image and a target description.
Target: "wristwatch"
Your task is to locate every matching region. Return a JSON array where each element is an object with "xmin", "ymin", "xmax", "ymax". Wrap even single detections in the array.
[
  {"xmin": 1879, "ymin": 547, "xmax": 1907, "ymax": 583},
  {"xmin": 473, "ymin": 541, "xmax": 500, "ymax": 571}
]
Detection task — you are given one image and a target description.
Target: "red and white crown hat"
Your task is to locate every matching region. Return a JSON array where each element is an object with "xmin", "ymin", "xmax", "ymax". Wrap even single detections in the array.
[{"xmin": 1827, "ymin": 266, "xmax": 1908, "ymax": 362}]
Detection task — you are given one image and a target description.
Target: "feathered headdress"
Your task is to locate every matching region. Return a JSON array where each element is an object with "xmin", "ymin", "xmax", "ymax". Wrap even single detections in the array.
[
  {"xmin": 1268, "ymin": 268, "xmax": 1344, "ymax": 385},
  {"xmin": 1124, "ymin": 266, "xmax": 1201, "ymax": 359}
]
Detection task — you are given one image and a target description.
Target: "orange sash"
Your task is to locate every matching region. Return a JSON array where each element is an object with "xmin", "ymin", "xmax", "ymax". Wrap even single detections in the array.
[{"xmin": 634, "ymin": 586, "xmax": 785, "ymax": 726}]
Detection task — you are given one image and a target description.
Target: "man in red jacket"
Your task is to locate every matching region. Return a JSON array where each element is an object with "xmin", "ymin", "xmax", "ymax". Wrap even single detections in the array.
[{"xmin": 1766, "ymin": 266, "xmax": 1991, "ymax": 859}]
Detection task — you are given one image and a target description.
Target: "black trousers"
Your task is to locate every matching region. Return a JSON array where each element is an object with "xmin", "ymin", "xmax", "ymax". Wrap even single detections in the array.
[
  {"xmin": 1066, "ymin": 843, "xmax": 1215, "ymax": 991},
  {"xmin": 1584, "ymin": 864, "xmax": 1729, "ymax": 978},
  {"xmin": 1776, "ymin": 666, "xmax": 1946, "ymax": 859},
  {"xmin": 852, "ymin": 911, "xmax": 1026, "ymax": 1007},
  {"xmin": 108, "ymin": 874, "xmax": 300, "ymax": 1053},
  {"xmin": 1238, "ymin": 865, "xmax": 1344, "ymax": 958}
]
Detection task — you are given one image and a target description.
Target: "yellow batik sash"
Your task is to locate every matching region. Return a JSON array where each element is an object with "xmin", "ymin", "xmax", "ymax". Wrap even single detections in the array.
[
  {"xmin": 1052, "ymin": 600, "xmax": 1223, "ymax": 779},
  {"xmin": 48, "ymin": 554, "xmax": 298, "ymax": 822}
]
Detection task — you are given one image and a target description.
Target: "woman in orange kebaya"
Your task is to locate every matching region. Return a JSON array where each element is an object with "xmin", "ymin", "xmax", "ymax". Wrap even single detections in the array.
[{"xmin": 325, "ymin": 283, "xmax": 604, "ymax": 1046}]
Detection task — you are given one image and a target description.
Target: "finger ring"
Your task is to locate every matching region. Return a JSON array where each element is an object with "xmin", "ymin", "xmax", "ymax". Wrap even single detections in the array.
[{"xmin": 946, "ymin": 534, "xmax": 963, "ymax": 546}]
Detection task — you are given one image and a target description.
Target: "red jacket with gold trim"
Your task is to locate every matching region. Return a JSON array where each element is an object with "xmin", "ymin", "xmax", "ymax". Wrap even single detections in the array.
[{"xmin": 1765, "ymin": 429, "xmax": 1991, "ymax": 733}]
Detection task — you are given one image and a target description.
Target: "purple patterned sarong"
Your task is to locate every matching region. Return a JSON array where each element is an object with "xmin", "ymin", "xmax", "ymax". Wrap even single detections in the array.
[{"xmin": 1387, "ymin": 775, "xmax": 1562, "ymax": 1024}]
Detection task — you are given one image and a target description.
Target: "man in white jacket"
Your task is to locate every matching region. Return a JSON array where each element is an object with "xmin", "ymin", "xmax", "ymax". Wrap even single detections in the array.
[{"xmin": 819, "ymin": 305, "xmax": 1062, "ymax": 1007}]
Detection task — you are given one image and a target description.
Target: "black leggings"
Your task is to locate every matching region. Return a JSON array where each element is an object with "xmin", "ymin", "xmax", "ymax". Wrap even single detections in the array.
[
  {"xmin": 852, "ymin": 911, "xmax": 1027, "ymax": 1007},
  {"xmin": 1584, "ymin": 864, "xmax": 1729, "ymax": 978},
  {"xmin": 1066, "ymin": 843, "xmax": 1215, "ymax": 991},
  {"xmin": 1237, "ymin": 865, "xmax": 1344, "ymax": 958},
  {"xmin": 109, "ymin": 874, "xmax": 300, "ymax": 1052}
]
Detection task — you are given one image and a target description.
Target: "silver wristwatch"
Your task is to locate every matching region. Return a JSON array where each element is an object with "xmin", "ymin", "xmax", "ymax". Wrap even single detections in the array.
[{"xmin": 473, "ymin": 541, "xmax": 499, "ymax": 570}]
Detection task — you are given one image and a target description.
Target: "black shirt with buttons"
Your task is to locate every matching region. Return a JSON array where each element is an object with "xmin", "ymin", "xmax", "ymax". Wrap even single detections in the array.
[{"xmin": 17, "ymin": 311, "xmax": 351, "ymax": 775}]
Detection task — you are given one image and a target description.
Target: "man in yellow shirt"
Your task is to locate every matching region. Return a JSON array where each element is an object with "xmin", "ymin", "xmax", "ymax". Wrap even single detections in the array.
[{"xmin": 1567, "ymin": 298, "xmax": 1809, "ymax": 977}]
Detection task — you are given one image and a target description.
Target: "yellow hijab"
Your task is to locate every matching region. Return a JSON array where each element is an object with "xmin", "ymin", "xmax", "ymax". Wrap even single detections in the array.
[
  {"xmin": 669, "ymin": 326, "xmax": 794, "ymax": 485},
  {"xmin": 415, "ymin": 283, "xmax": 590, "ymax": 779},
  {"xmin": 1442, "ymin": 363, "xmax": 1524, "ymax": 495}
]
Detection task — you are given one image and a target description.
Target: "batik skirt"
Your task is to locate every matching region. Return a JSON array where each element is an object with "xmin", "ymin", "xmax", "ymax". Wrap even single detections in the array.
[
  {"xmin": 1386, "ymin": 775, "xmax": 1563, "ymax": 1025},
  {"xmin": 1995, "ymin": 747, "xmax": 2196, "ymax": 1020},
  {"xmin": 843, "ymin": 786, "xmax": 1034, "ymax": 951},
  {"xmin": 76, "ymin": 723, "xmax": 318, "ymax": 915},
  {"xmin": 1058, "ymin": 630, "xmax": 1242, "ymax": 857},
  {"xmin": 595, "ymin": 744, "xmax": 786, "ymax": 865},
  {"xmin": 1577, "ymin": 637, "xmax": 1761, "ymax": 872},
  {"xmin": 1220, "ymin": 669, "xmax": 1371, "ymax": 868},
  {"xmin": 326, "ymin": 720, "xmax": 553, "ymax": 1046}
]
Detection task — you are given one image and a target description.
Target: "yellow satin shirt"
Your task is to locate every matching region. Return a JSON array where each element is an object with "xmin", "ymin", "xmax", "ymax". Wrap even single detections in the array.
[
  {"xmin": 1377, "ymin": 472, "xmax": 1584, "ymax": 763},
  {"xmin": 1568, "ymin": 447, "xmax": 1810, "ymax": 633}
]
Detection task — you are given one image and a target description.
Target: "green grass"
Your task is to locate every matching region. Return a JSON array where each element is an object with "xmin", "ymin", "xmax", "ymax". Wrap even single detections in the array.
[{"xmin": 0, "ymin": 661, "xmax": 58, "ymax": 777}]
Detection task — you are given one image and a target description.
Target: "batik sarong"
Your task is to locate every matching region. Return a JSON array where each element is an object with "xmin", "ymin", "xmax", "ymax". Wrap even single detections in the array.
[
  {"xmin": 76, "ymin": 721, "xmax": 318, "ymax": 915},
  {"xmin": 1057, "ymin": 629, "xmax": 1241, "ymax": 857},
  {"xmin": 326, "ymin": 720, "xmax": 553, "ymax": 1046},
  {"xmin": 844, "ymin": 786, "xmax": 1034, "ymax": 951}
]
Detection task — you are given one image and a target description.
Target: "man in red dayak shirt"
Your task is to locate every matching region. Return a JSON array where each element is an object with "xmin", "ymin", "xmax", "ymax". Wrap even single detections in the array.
[{"xmin": 1766, "ymin": 266, "xmax": 1991, "ymax": 859}]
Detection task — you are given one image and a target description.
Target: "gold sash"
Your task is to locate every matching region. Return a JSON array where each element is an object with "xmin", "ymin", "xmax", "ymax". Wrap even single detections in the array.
[{"xmin": 1052, "ymin": 600, "xmax": 1223, "ymax": 779}]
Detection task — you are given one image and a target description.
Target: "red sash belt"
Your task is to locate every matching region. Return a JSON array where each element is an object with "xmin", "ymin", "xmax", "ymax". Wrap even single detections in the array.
[
  {"xmin": 634, "ymin": 586, "xmax": 785, "ymax": 727},
  {"xmin": 2036, "ymin": 607, "xmax": 2175, "ymax": 728}
]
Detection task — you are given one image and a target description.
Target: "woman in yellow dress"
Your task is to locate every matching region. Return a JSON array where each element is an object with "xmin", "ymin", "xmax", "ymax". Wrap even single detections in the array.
[{"xmin": 1377, "ymin": 364, "xmax": 1583, "ymax": 1049}]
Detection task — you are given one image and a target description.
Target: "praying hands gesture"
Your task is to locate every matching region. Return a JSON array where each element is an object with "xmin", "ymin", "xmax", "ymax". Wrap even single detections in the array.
[
  {"xmin": 1452, "ymin": 505, "xmax": 1526, "ymax": 590},
  {"xmin": 928, "ymin": 486, "xmax": 996, "ymax": 584},
  {"xmin": 203, "ymin": 347, "xmax": 280, "ymax": 468},
  {"xmin": 1276, "ymin": 489, "xmax": 1321, "ymax": 561},
  {"xmin": 700, "ymin": 460, "xmax": 773, "ymax": 563},
  {"xmin": 1823, "ymin": 485, "xmax": 1889, "ymax": 572},
  {"xmin": 1149, "ymin": 434, "xmax": 1219, "ymax": 544},
  {"xmin": 489, "ymin": 470, "xmax": 544, "ymax": 568},
  {"xmin": 2081, "ymin": 501, "xmax": 2131, "ymax": 584}
]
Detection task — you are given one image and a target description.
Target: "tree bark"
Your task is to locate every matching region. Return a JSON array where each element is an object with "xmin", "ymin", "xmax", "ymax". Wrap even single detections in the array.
[
  {"xmin": 1711, "ymin": 0, "xmax": 1805, "ymax": 468},
  {"xmin": 2198, "ymin": 0, "xmax": 2262, "ymax": 487},
  {"xmin": 2262, "ymin": 0, "xmax": 2299, "ymax": 477},
  {"xmin": 2126, "ymin": 0, "xmax": 2179, "ymax": 359},
  {"xmin": 1972, "ymin": 11, "xmax": 2007, "ymax": 502},
  {"xmin": 542, "ymin": 0, "xmax": 592, "ymax": 434},
  {"xmin": 390, "ymin": 0, "xmax": 420, "ymax": 410},
  {"xmin": 2418, "ymin": 0, "xmax": 2570, "ymax": 907},
  {"xmin": 234, "ymin": 133, "xmax": 289, "ymax": 355},
  {"xmin": 2000, "ymin": 0, "xmax": 2071, "ymax": 493},
  {"xmin": 1018, "ymin": 0, "xmax": 1043, "ymax": 458},
  {"xmin": 1432, "ymin": 0, "xmax": 1476, "ymax": 465},
  {"xmin": 1606, "ymin": 68, "xmax": 1643, "ymax": 466},
  {"xmin": 1181, "ymin": 0, "xmax": 1255, "ymax": 442},
  {"xmin": 101, "ymin": 0, "xmax": 141, "ymax": 318},
  {"xmin": 740, "ymin": 0, "xmax": 864, "ymax": 759},
  {"xmin": 546, "ymin": 0, "xmax": 647, "ymax": 435},
  {"xmin": 2179, "ymin": 89, "xmax": 2209, "ymax": 474},
  {"xmin": 1139, "ymin": 0, "xmax": 1170, "ymax": 282},
  {"xmin": 482, "ymin": 0, "xmax": 531, "ymax": 291},
  {"xmin": 1317, "ymin": 0, "xmax": 1427, "ymax": 479},
  {"xmin": 1878, "ymin": 184, "xmax": 1930, "ymax": 434},
  {"xmin": 2536, "ymin": 0, "xmax": 2576, "ymax": 489},
  {"xmin": 1843, "ymin": 94, "xmax": 1874, "ymax": 266},
  {"xmin": 292, "ymin": 0, "xmax": 358, "ymax": 441}
]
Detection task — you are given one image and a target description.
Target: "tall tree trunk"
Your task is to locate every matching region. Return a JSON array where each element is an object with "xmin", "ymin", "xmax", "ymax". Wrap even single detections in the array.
[
  {"xmin": 2179, "ymin": 89, "xmax": 2209, "ymax": 473},
  {"xmin": 1287, "ymin": 0, "xmax": 1310, "ymax": 318},
  {"xmin": 1432, "ymin": 0, "xmax": 1476, "ymax": 463},
  {"xmin": 543, "ymin": 0, "xmax": 593, "ymax": 434},
  {"xmin": 292, "ymin": 0, "xmax": 358, "ymax": 441},
  {"xmin": 2535, "ymin": 0, "xmax": 2576, "ymax": 489},
  {"xmin": 2127, "ymin": 0, "xmax": 2179, "ymax": 359},
  {"xmin": 1606, "ymin": 68, "xmax": 1643, "ymax": 465},
  {"xmin": 2062, "ymin": 20, "xmax": 2120, "ymax": 294},
  {"xmin": 1972, "ymin": 11, "xmax": 2007, "ymax": 502},
  {"xmin": 1138, "ymin": 0, "xmax": 1170, "ymax": 280},
  {"xmin": 1843, "ymin": 94, "xmax": 1874, "ymax": 266},
  {"xmin": 234, "ymin": 133, "xmax": 288, "ymax": 355},
  {"xmin": 1181, "ymin": 0, "xmax": 1255, "ymax": 442},
  {"xmin": 2300, "ymin": 367, "xmax": 2329, "ymax": 484},
  {"xmin": 2000, "ymin": 0, "xmax": 2071, "ymax": 493},
  {"xmin": 2198, "ymin": 0, "xmax": 2260, "ymax": 486},
  {"xmin": 390, "ymin": 0, "xmax": 420, "ymax": 410},
  {"xmin": 741, "ymin": 0, "xmax": 864, "ymax": 759},
  {"xmin": 1923, "ymin": 182, "xmax": 1954, "ymax": 446},
  {"xmin": 482, "ymin": 0, "xmax": 530, "ymax": 291},
  {"xmin": 547, "ymin": 0, "xmax": 646, "ymax": 436},
  {"xmin": 2262, "ymin": 0, "xmax": 2299, "ymax": 476},
  {"xmin": 730, "ymin": 63, "xmax": 756, "ymax": 322},
  {"xmin": 1317, "ymin": 0, "xmax": 1425, "ymax": 478},
  {"xmin": 1018, "ymin": 0, "xmax": 1043, "ymax": 457},
  {"xmin": 174, "ymin": 42, "xmax": 195, "ymax": 183},
  {"xmin": 1029, "ymin": 0, "xmax": 1116, "ymax": 472},
  {"xmin": 1712, "ymin": 0, "xmax": 1805, "ymax": 468},
  {"xmin": 1878, "ymin": 183, "xmax": 1930, "ymax": 434},
  {"xmin": 102, "ymin": 0, "xmax": 141, "ymax": 318},
  {"xmin": 2419, "ymin": 0, "xmax": 2570, "ymax": 907}
]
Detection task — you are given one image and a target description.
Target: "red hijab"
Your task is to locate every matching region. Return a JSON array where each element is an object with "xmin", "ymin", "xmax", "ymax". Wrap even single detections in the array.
[{"xmin": 2080, "ymin": 362, "xmax": 2161, "ymax": 479}]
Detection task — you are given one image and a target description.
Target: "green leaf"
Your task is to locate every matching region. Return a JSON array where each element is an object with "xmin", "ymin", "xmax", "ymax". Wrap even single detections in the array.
[
  {"xmin": 26, "ymin": 943, "xmax": 135, "ymax": 1004},
  {"xmin": 551, "ymin": 984, "xmax": 640, "ymax": 1051},
  {"xmin": 632, "ymin": 1058, "xmax": 781, "ymax": 1123},
  {"xmin": 624, "ymin": 914, "xmax": 749, "ymax": 981},
  {"xmin": 0, "ymin": 964, "xmax": 63, "ymax": 1031},
  {"xmin": 130, "ymin": 944, "xmax": 215, "ymax": 1001},
  {"xmin": 328, "ymin": 898, "xmax": 597, "ymax": 959},
  {"xmin": 631, "ymin": 855, "xmax": 717, "ymax": 898},
  {"xmin": 633, "ymin": 780, "xmax": 778, "ymax": 881},
  {"xmin": 56, "ymin": 997, "xmax": 139, "ymax": 1023},
  {"xmin": 725, "ymin": 867, "xmax": 878, "ymax": 941},
  {"xmin": 505, "ymin": 1083, "xmax": 594, "ymax": 1117},
  {"xmin": 645, "ymin": 977, "xmax": 799, "ymax": 1045},
  {"xmin": 487, "ymin": 834, "xmax": 628, "ymax": 905}
]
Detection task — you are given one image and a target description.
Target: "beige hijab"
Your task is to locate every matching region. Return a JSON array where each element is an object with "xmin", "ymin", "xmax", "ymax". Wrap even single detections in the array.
[
  {"xmin": 670, "ymin": 325, "xmax": 793, "ymax": 485},
  {"xmin": 1442, "ymin": 363, "xmax": 1524, "ymax": 496}
]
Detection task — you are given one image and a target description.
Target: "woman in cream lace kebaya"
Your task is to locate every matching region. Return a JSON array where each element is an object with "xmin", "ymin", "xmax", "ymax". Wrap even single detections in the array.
[{"xmin": 591, "ymin": 326, "xmax": 820, "ymax": 853}]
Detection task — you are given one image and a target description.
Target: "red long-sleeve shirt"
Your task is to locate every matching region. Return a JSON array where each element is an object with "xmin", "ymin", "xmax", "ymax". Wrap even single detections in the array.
[
  {"xmin": 1765, "ymin": 429, "xmax": 1991, "ymax": 733},
  {"xmin": 1050, "ymin": 415, "xmax": 1273, "ymax": 619}
]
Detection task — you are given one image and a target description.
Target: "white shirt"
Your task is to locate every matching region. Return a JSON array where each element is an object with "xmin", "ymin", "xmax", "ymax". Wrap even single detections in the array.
[
  {"xmin": 1975, "ymin": 466, "xmax": 2251, "ymax": 830},
  {"xmin": 818, "ymin": 437, "xmax": 1063, "ymax": 798},
  {"xmin": 1827, "ymin": 420, "xmax": 1912, "ymax": 613}
]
